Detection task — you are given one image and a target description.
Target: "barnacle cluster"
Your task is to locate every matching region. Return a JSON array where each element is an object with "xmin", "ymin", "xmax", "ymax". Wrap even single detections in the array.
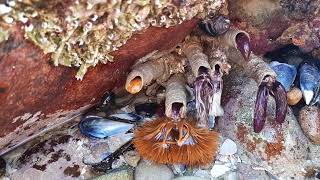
[{"xmin": 0, "ymin": 0, "xmax": 224, "ymax": 80}]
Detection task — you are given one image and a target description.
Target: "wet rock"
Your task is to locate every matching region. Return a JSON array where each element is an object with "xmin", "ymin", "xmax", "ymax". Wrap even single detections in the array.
[
  {"xmin": 83, "ymin": 142, "xmax": 110, "ymax": 165},
  {"xmin": 219, "ymin": 65, "xmax": 312, "ymax": 178},
  {"xmin": 219, "ymin": 139, "xmax": 237, "ymax": 156},
  {"xmin": 299, "ymin": 106, "xmax": 320, "ymax": 144},
  {"xmin": 123, "ymin": 151, "xmax": 140, "ymax": 167},
  {"xmin": 210, "ymin": 164, "xmax": 231, "ymax": 178},
  {"xmin": 237, "ymin": 164, "xmax": 270, "ymax": 180},
  {"xmin": 93, "ymin": 168, "xmax": 134, "ymax": 180},
  {"xmin": 173, "ymin": 176, "xmax": 209, "ymax": 180},
  {"xmin": 135, "ymin": 160, "xmax": 174, "ymax": 180},
  {"xmin": 287, "ymin": 87, "xmax": 302, "ymax": 106},
  {"xmin": 169, "ymin": 164, "xmax": 187, "ymax": 176}
]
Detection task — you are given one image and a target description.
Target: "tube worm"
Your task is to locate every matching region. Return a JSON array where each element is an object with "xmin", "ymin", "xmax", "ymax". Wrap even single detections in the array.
[
  {"xmin": 219, "ymin": 29, "xmax": 251, "ymax": 61},
  {"xmin": 125, "ymin": 54, "xmax": 184, "ymax": 94},
  {"xmin": 182, "ymin": 37, "xmax": 214, "ymax": 128},
  {"xmin": 133, "ymin": 73, "xmax": 220, "ymax": 166},
  {"xmin": 199, "ymin": 28, "xmax": 251, "ymax": 63},
  {"xmin": 230, "ymin": 54, "xmax": 287, "ymax": 133},
  {"xmin": 165, "ymin": 73, "xmax": 187, "ymax": 120},
  {"xmin": 182, "ymin": 37, "xmax": 211, "ymax": 77}
]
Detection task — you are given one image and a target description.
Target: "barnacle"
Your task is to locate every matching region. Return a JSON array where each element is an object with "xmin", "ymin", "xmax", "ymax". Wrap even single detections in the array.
[{"xmin": 0, "ymin": 0, "xmax": 224, "ymax": 80}]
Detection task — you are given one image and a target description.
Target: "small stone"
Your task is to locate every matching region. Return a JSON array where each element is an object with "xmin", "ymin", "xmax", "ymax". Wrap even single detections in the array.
[
  {"xmin": 93, "ymin": 168, "xmax": 134, "ymax": 180},
  {"xmin": 124, "ymin": 150, "xmax": 140, "ymax": 167},
  {"xmin": 0, "ymin": 4, "xmax": 12, "ymax": 15},
  {"xmin": 169, "ymin": 164, "xmax": 187, "ymax": 176},
  {"xmin": 210, "ymin": 164, "xmax": 230, "ymax": 178},
  {"xmin": 299, "ymin": 106, "xmax": 320, "ymax": 144},
  {"xmin": 135, "ymin": 160, "xmax": 174, "ymax": 180},
  {"xmin": 219, "ymin": 139, "xmax": 237, "ymax": 156},
  {"xmin": 287, "ymin": 87, "xmax": 302, "ymax": 105},
  {"xmin": 173, "ymin": 176, "xmax": 209, "ymax": 180}
]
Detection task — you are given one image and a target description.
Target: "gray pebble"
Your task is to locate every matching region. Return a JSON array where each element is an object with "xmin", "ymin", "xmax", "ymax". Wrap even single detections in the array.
[
  {"xmin": 93, "ymin": 168, "xmax": 134, "ymax": 180},
  {"xmin": 135, "ymin": 160, "xmax": 174, "ymax": 180},
  {"xmin": 173, "ymin": 176, "xmax": 210, "ymax": 180}
]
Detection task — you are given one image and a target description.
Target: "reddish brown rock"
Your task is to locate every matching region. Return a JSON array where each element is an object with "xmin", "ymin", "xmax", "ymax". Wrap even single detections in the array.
[
  {"xmin": 0, "ymin": 19, "xmax": 198, "ymax": 154},
  {"xmin": 299, "ymin": 106, "xmax": 320, "ymax": 144}
]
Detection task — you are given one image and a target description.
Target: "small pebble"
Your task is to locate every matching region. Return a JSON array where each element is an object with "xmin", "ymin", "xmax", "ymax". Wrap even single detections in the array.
[
  {"xmin": 210, "ymin": 164, "xmax": 230, "ymax": 178},
  {"xmin": 123, "ymin": 150, "xmax": 140, "ymax": 167},
  {"xmin": 219, "ymin": 139, "xmax": 237, "ymax": 156},
  {"xmin": 299, "ymin": 106, "xmax": 320, "ymax": 144},
  {"xmin": 135, "ymin": 160, "xmax": 174, "ymax": 180},
  {"xmin": 287, "ymin": 87, "xmax": 302, "ymax": 105}
]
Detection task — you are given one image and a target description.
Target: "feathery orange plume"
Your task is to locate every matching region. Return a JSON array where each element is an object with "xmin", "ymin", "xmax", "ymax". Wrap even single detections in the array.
[{"xmin": 133, "ymin": 117, "xmax": 220, "ymax": 166}]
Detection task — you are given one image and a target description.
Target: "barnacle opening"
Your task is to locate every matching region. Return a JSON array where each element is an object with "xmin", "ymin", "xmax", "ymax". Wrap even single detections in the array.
[
  {"xmin": 126, "ymin": 76, "xmax": 143, "ymax": 94},
  {"xmin": 214, "ymin": 64, "xmax": 221, "ymax": 74},
  {"xmin": 171, "ymin": 102, "xmax": 184, "ymax": 120},
  {"xmin": 198, "ymin": 66, "xmax": 209, "ymax": 75},
  {"xmin": 235, "ymin": 32, "xmax": 250, "ymax": 43}
]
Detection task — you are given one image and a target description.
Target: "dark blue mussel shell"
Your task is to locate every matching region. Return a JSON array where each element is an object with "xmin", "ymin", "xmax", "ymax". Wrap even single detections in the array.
[
  {"xmin": 79, "ymin": 115, "xmax": 134, "ymax": 139},
  {"xmin": 299, "ymin": 61, "xmax": 320, "ymax": 105},
  {"xmin": 108, "ymin": 113, "xmax": 143, "ymax": 123},
  {"xmin": 270, "ymin": 61, "xmax": 297, "ymax": 91}
]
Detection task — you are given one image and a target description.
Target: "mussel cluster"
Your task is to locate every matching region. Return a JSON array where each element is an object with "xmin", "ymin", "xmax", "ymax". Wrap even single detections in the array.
[{"xmin": 265, "ymin": 46, "xmax": 320, "ymax": 144}]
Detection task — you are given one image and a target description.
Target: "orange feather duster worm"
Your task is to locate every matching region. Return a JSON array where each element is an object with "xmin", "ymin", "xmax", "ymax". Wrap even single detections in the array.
[{"xmin": 133, "ymin": 117, "xmax": 220, "ymax": 166}]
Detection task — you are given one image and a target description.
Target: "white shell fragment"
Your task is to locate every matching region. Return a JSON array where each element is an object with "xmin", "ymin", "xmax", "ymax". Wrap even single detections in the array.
[
  {"xmin": 219, "ymin": 139, "xmax": 237, "ymax": 155},
  {"xmin": 0, "ymin": 4, "xmax": 12, "ymax": 15},
  {"xmin": 210, "ymin": 164, "xmax": 231, "ymax": 178}
]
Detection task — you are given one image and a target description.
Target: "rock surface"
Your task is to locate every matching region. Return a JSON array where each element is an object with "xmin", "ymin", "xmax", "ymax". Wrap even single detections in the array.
[
  {"xmin": 135, "ymin": 160, "xmax": 174, "ymax": 180},
  {"xmin": 217, "ymin": 63, "xmax": 320, "ymax": 179},
  {"xmin": 299, "ymin": 106, "xmax": 320, "ymax": 144},
  {"xmin": 93, "ymin": 168, "xmax": 134, "ymax": 180},
  {"xmin": 0, "ymin": 20, "xmax": 198, "ymax": 155}
]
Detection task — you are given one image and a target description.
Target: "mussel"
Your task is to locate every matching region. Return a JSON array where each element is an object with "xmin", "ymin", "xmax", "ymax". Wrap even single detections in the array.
[
  {"xmin": 270, "ymin": 61, "xmax": 297, "ymax": 91},
  {"xmin": 79, "ymin": 115, "xmax": 134, "ymax": 139},
  {"xmin": 299, "ymin": 61, "xmax": 320, "ymax": 105},
  {"xmin": 109, "ymin": 112, "xmax": 143, "ymax": 123}
]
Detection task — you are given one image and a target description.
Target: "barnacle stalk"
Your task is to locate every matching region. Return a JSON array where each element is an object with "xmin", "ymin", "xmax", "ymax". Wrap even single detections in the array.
[{"xmin": 125, "ymin": 54, "xmax": 184, "ymax": 94}]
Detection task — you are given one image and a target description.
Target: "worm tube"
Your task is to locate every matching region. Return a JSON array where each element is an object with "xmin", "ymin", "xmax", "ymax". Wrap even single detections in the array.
[
  {"xmin": 165, "ymin": 73, "xmax": 187, "ymax": 120},
  {"xmin": 220, "ymin": 29, "xmax": 251, "ymax": 61},
  {"xmin": 125, "ymin": 54, "xmax": 184, "ymax": 94}
]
